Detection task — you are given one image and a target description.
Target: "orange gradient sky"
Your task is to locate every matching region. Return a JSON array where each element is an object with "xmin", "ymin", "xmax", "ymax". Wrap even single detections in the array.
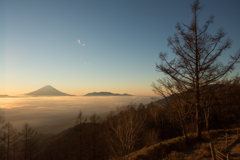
[
  {"xmin": 1, "ymin": 0, "xmax": 240, "ymax": 97},
  {"xmin": 1, "ymin": 83, "xmax": 156, "ymax": 96}
]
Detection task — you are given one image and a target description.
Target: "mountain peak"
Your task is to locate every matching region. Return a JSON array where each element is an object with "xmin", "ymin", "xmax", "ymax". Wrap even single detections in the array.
[
  {"xmin": 25, "ymin": 85, "xmax": 74, "ymax": 96},
  {"xmin": 42, "ymin": 85, "xmax": 55, "ymax": 89}
]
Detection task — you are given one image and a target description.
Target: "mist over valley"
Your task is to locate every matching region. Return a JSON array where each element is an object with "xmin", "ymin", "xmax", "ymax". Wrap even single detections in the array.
[{"xmin": 0, "ymin": 95, "xmax": 152, "ymax": 132}]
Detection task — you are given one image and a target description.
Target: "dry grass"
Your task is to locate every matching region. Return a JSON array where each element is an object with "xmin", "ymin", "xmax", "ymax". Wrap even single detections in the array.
[
  {"xmin": 123, "ymin": 128, "xmax": 240, "ymax": 160},
  {"xmin": 165, "ymin": 151, "xmax": 184, "ymax": 160},
  {"xmin": 124, "ymin": 136, "xmax": 190, "ymax": 160},
  {"xmin": 196, "ymin": 143, "xmax": 212, "ymax": 159}
]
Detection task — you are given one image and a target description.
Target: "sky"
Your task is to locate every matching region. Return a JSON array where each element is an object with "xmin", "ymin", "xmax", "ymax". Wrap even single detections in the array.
[{"xmin": 1, "ymin": 0, "xmax": 240, "ymax": 96}]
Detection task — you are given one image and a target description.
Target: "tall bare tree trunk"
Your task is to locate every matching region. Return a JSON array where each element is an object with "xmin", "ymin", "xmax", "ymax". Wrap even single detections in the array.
[{"xmin": 153, "ymin": 0, "xmax": 240, "ymax": 143}]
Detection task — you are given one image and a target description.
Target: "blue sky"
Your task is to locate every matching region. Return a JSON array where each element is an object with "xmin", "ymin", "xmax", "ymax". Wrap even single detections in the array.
[{"xmin": 1, "ymin": 0, "xmax": 240, "ymax": 96}]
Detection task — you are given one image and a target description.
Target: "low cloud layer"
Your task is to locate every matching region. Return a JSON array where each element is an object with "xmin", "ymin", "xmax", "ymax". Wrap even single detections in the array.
[{"xmin": 0, "ymin": 96, "xmax": 152, "ymax": 129}]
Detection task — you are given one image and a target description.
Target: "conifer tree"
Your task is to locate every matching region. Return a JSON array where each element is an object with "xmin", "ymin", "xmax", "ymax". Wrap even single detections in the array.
[
  {"xmin": 19, "ymin": 123, "xmax": 38, "ymax": 160},
  {"xmin": 2, "ymin": 122, "xmax": 19, "ymax": 160},
  {"xmin": 152, "ymin": 0, "xmax": 240, "ymax": 140}
]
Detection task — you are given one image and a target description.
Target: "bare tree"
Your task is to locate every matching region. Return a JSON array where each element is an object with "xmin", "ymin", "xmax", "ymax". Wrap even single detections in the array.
[
  {"xmin": 105, "ymin": 105, "xmax": 146, "ymax": 157},
  {"xmin": 0, "ymin": 116, "xmax": 4, "ymax": 135},
  {"xmin": 0, "ymin": 116, "xmax": 3, "ymax": 125},
  {"xmin": 74, "ymin": 110, "xmax": 87, "ymax": 160},
  {"xmin": 0, "ymin": 116, "xmax": 5, "ymax": 160},
  {"xmin": 211, "ymin": 78, "xmax": 240, "ymax": 126},
  {"xmin": 89, "ymin": 113, "xmax": 100, "ymax": 160},
  {"xmin": 75, "ymin": 110, "xmax": 87, "ymax": 127},
  {"xmin": 166, "ymin": 95, "xmax": 192, "ymax": 139},
  {"xmin": 143, "ymin": 129, "xmax": 159, "ymax": 147},
  {"xmin": 19, "ymin": 123, "xmax": 38, "ymax": 160},
  {"xmin": 2, "ymin": 122, "xmax": 19, "ymax": 160},
  {"xmin": 152, "ymin": 0, "xmax": 240, "ymax": 141}
]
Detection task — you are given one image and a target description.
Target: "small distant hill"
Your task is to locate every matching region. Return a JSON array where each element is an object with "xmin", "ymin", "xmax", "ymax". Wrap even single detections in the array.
[
  {"xmin": 0, "ymin": 95, "xmax": 18, "ymax": 98},
  {"xmin": 25, "ymin": 85, "xmax": 74, "ymax": 96},
  {"xmin": 84, "ymin": 92, "xmax": 132, "ymax": 96},
  {"xmin": 0, "ymin": 95, "xmax": 9, "ymax": 97}
]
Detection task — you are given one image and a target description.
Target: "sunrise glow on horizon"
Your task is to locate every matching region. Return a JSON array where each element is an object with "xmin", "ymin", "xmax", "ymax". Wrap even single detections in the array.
[
  {"xmin": 1, "ymin": 84, "xmax": 155, "ymax": 96},
  {"xmin": 1, "ymin": 0, "xmax": 240, "ymax": 97}
]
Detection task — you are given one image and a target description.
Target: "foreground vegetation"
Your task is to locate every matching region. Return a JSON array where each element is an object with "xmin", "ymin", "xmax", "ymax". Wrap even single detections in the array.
[{"xmin": 124, "ymin": 128, "xmax": 240, "ymax": 160}]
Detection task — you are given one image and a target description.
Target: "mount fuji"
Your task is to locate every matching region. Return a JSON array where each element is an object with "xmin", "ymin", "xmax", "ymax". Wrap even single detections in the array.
[{"xmin": 25, "ymin": 85, "xmax": 74, "ymax": 96}]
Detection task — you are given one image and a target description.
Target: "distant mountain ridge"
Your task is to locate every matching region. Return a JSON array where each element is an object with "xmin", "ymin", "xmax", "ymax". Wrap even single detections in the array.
[
  {"xmin": 0, "ymin": 95, "xmax": 18, "ymax": 98},
  {"xmin": 84, "ymin": 92, "xmax": 132, "ymax": 96},
  {"xmin": 25, "ymin": 85, "xmax": 74, "ymax": 96}
]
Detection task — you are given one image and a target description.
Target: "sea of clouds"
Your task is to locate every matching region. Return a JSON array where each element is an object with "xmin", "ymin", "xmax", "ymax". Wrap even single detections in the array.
[{"xmin": 0, "ymin": 96, "xmax": 152, "ymax": 129}]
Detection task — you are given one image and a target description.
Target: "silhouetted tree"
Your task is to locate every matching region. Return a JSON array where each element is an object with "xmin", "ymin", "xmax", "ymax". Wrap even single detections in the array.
[
  {"xmin": 19, "ymin": 123, "xmax": 39, "ymax": 160},
  {"xmin": 0, "ymin": 116, "xmax": 5, "ymax": 160},
  {"xmin": 89, "ymin": 113, "xmax": 100, "ymax": 160},
  {"xmin": 106, "ymin": 105, "xmax": 146, "ymax": 157},
  {"xmin": 137, "ymin": 103, "xmax": 145, "ymax": 111},
  {"xmin": 0, "ymin": 116, "xmax": 3, "ymax": 125},
  {"xmin": 152, "ymin": 0, "xmax": 240, "ymax": 141},
  {"xmin": 211, "ymin": 78, "xmax": 240, "ymax": 127},
  {"xmin": 74, "ymin": 110, "xmax": 87, "ymax": 160},
  {"xmin": 166, "ymin": 94, "xmax": 192, "ymax": 139},
  {"xmin": 2, "ymin": 122, "xmax": 19, "ymax": 160},
  {"xmin": 143, "ymin": 129, "xmax": 159, "ymax": 147}
]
